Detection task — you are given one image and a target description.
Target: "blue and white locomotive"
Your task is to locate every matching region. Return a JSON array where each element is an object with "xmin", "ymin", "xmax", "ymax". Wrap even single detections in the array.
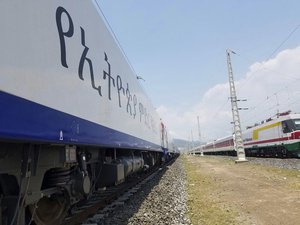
[{"xmin": 0, "ymin": 1, "xmax": 171, "ymax": 224}]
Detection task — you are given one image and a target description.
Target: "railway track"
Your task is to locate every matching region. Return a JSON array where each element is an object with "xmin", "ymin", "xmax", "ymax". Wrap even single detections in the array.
[{"xmin": 62, "ymin": 156, "xmax": 177, "ymax": 225}]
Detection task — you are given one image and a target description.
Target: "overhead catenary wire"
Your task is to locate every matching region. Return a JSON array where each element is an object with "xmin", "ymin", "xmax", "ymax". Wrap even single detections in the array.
[
  {"xmin": 232, "ymin": 23, "xmax": 300, "ymax": 93},
  {"xmin": 234, "ymin": 52, "xmax": 300, "ymax": 94},
  {"xmin": 267, "ymin": 23, "xmax": 300, "ymax": 59},
  {"xmin": 240, "ymin": 79, "xmax": 300, "ymax": 126},
  {"xmin": 94, "ymin": 0, "xmax": 157, "ymax": 108},
  {"xmin": 211, "ymin": 98, "xmax": 230, "ymax": 119},
  {"xmin": 227, "ymin": 23, "xmax": 300, "ymax": 127},
  {"xmin": 94, "ymin": 0, "xmax": 138, "ymax": 77}
]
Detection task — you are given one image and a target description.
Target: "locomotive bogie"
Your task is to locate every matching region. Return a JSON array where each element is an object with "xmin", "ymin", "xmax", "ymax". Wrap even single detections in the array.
[{"xmin": 0, "ymin": 143, "xmax": 164, "ymax": 224}]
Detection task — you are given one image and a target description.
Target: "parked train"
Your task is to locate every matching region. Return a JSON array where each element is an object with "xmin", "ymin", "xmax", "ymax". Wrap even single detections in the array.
[
  {"xmin": 0, "ymin": 1, "xmax": 175, "ymax": 224},
  {"xmin": 195, "ymin": 112, "xmax": 300, "ymax": 158}
]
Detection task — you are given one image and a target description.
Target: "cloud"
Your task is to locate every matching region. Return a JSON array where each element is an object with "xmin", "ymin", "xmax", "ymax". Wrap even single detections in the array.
[{"xmin": 157, "ymin": 46, "xmax": 300, "ymax": 142}]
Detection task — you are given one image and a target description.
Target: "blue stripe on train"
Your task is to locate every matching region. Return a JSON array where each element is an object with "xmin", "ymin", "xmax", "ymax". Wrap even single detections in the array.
[{"xmin": 0, "ymin": 91, "xmax": 161, "ymax": 151}]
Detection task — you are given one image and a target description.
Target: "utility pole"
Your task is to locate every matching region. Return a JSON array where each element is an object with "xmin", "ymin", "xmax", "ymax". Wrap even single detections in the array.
[
  {"xmin": 226, "ymin": 49, "xmax": 247, "ymax": 163},
  {"xmin": 191, "ymin": 130, "xmax": 195, "ymax": 155},
  {"xmin": 188, "ymin": 135, "xmax": 191, "ymax": 154},
  {"xmin": 274, "ymin": 93, "xmax": 280, "ymax": 116},
  {"xmin": 197, "ymin": 116, "xmax": 203, "ymax": 156}
]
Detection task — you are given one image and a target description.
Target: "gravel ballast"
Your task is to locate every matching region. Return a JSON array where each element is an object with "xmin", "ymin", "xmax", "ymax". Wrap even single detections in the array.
[
  {"xmin": 218, "ymin": 156, "xmax": 300, "ymax": 170},
  {"xmin": 247, "ymin": 157, "xmax": 300, "ymax": 170},
  {"xmin": 84, "ymin": 155, "xmax": 299, "ymax": 225},
  {"xmin": 97, "ymin": 156, "xmax": 191, "ymax": 225}
]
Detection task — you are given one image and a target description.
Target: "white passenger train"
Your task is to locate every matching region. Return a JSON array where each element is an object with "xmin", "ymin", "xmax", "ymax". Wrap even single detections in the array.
[{"xmin": 196, "ymin": 112, "xmax": 300, "ymax": 158}]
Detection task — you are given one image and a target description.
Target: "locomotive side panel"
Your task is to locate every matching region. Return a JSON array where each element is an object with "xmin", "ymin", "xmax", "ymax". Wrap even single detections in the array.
[
  {"xmin": 252, "ymin": 122, "xmax": 282, "ymax": 143},
  {"xmin": 0, "ymin": 0, "xmax": 161, "ymax": 150}
]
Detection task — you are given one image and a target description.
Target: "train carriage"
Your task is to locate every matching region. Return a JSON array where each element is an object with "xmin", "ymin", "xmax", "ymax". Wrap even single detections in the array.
[{"xmin": 202, "ymin": 136, "xmax": 235, "ymax": 155}]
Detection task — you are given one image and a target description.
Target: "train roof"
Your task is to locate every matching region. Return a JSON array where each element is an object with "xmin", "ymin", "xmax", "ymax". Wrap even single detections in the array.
[{"xmin": 245, "ymin": 112, "xmax": 300, "ymax": 130}]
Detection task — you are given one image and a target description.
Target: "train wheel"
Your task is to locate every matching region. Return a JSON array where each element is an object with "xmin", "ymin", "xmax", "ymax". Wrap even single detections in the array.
[
  {"xmin": 279, "ymin": 148, "xmax": 287, "ymax": 158},
  {"xmin": 29, "ymin": 193, "xmax": 69, "ymax": 225}
]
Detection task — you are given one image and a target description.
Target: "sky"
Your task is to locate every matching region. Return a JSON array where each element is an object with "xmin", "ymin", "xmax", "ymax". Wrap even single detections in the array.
[{"xmin": 97, "ymin": 0, "xmax": 300, "ymax": 142}]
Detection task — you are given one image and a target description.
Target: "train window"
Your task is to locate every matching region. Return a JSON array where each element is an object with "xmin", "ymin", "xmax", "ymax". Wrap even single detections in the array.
[
  {"xmin": 282, "ymin": 121, "xmax": 291, "ymax": 133},
  {"xmin": 293, "ymin": 119, "xmax": 300, "ymax": 130}
]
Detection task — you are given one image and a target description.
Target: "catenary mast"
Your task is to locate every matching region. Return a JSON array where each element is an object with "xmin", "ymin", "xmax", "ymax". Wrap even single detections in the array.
[
  {"xmin": 226, "ymin": 49, "xmax": 247, "ymax": 162},
  {"xmin": 197, "ymin": 116, "xmax": 203, "ymax": 156}
]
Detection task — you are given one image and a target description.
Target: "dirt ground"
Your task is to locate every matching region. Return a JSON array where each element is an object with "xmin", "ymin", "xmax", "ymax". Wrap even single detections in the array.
[{"xmin": 184, "ymin": 155, "xmax": 300, "ymax": 225}]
